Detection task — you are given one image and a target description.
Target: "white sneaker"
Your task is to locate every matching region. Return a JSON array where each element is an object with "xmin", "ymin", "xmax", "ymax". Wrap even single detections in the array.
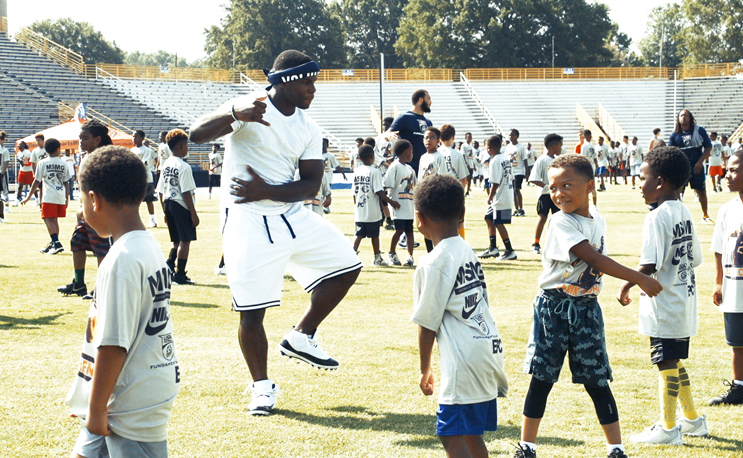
[
  {"xmin": 246, "ymin": 380, "xmax": 279, "ymax": 416},
  {"xmin": 677, "ymin": 414, "xmax": 709, "ymax": 436},
  {"xmin": 373, "ymin": 253, "xmax": 388, "ymax": 266},
  {"xmin": 148, "ymin": 219, "xmax": 158, "ymax": 228},
  {"xmin": 388, "ymin": 252, "xmax": 401, "ymax": 266},
  {"xmin": 478, "ymin": 247, "xmax": 499, "ymax": 258},
  {"xmin": 630, "ymin": 422, "xmax": 683, "ymax": 445},
  {"xmin": 214, "ymin": 265, "xmax": 227, "ymax": 276},
  {"xmin": 404, "ymin": 256, "xmax": 415, "ymax": 267},
  {"xmin": 279, "ymin": 328, "xmax": 339, "ymax": 370}
]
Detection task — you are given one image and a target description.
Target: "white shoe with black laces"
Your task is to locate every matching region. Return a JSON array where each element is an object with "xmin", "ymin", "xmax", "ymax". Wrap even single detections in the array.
[
  {"xmin": 279, "ymin": 328, "xmax": 339, "ymax": 370},
  {"xmin": 246, "ymin": 380, "xmax": 280, "ymax": 416}
]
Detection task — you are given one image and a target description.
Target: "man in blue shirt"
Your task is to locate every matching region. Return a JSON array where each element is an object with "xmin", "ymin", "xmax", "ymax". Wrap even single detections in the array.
[{"xmin": 390, "ymin": 89, "xmax": 433, "ymax": 173}]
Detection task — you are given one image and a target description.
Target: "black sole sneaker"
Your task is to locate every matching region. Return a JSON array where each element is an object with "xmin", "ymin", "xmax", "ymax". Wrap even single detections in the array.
[
  {"xmin": 58, "ymin": 281, "xmax": 87, "ymax": 297},
  {"xmin": 708, "ymin": 380, "xmax": 743, "ymax": 405},
  {"xmin": 278, "ymin": 338, "xmax": 339, "ymax": 370}
]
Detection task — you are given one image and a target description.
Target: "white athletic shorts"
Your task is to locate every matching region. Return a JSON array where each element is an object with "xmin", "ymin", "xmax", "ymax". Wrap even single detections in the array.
[
  {"xmin": 222, "ymin": 203, "xmax": 362, "ymax": 311},
  {"xmin": 73, "ymin": 425, "xmax": 168, "ymax": 458},
  {"xmin": 630, "ymin": 164, "xmax": 642, "ymax": 176}
]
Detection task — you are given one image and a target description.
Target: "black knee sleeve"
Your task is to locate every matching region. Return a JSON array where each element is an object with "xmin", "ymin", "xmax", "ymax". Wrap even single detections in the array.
[
  {"xmin": 523, "ymin": 377, "xmax": 554, "ymax": 419},
  {"xmin": 584, "ymin": 383, "xmax": 619, "ymax": 425}
]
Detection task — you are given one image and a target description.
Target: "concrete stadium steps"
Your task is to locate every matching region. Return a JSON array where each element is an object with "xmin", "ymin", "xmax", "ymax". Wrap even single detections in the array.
[
  {"xmin": 0, "ymin": 73, "xmax": 58, "ymax": 146},
  {"xmin": 0, "ymin": 35, "xmax": 210, "ymax": 163},
  {"xmin": 677, "ymin": 78, "xmax": 743, "ymax": 137},
  {"xmin": 472, "ymin": 80, "xmax": 676, "ymax": 149}
]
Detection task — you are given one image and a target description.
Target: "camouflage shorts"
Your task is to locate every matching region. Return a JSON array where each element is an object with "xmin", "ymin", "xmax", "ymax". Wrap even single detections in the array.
[{"xmin": 523, "ymin": 289, "xmax": 613, "ymax": 386}]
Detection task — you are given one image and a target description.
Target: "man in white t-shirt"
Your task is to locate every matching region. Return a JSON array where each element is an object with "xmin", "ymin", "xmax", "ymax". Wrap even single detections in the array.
[
  {"xmin": 30, "ymin": 133, "xmax": 48, "ymax": 205},
  {"xmin": 208, "ymin": 143, "xmax": 224, "ymax": 199},
  {"xmin": 628, "ymin": 136, "xmax": 644, "ymax": 189},
  {"xmin": 0, "ymin": 131, "xmax": 9, "ymax": 217},
  {"xmin": 189, "ymin": 50, "xmax": 361, "ymax": 416},
  {"xmin": 506, "ymin": 129, "xmax": 528, "ymax": 216},
  {"xmin": 132, "ymin": 130, "xmax": 158, "ymax": 227},
  {"xmin": 155, "ymin": 131, "xmax": 171, "ymax": 189}
]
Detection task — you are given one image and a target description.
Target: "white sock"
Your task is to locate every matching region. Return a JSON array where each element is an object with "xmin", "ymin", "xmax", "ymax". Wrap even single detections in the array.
[
  {"xmin": 734, "ymin": 380, "xmax": 743, "ymax": 386},
  {"xmin": 519, "ymin": 441, "xmax": 536, "ymax": 452},
  {"xmin": 607, "ymin": 444, "xmax": 624, "ymax": 453},
  {"xmin": 253, "ymin": 379, "xmax": 274, "ymax": 391}
]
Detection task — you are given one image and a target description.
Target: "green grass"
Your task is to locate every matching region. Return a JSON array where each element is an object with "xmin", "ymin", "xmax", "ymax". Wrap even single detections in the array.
[{"xmin": 1, "ymin": 183, "xmax": 742, "ymax": 458}]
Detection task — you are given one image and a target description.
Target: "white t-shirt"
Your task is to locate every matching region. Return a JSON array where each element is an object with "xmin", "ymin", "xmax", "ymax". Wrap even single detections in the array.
[
  {"xmin": 31, "ymin": 147, "xmax": 47, "ymax": 167},
  {"xmin": 722, "ymin": 144, "xmax": 732, "ymax": 161},
  {"xmin": 712, "ymin": 197, "xmax": 743, "ymax": 313},
  {"xmin": 488, "ymin": 154, "xmax": 514, "ymax": 211},
  {"xmin": 63, "ymin": 155, "xmax": 76, "ymax": 178},
  {"xmin": 529, "ymin": 153, "xmax": 555, "ymax": 195},
  {"xmin": 353, "ymin": 164, "xmax": 384, "ymax": 223},
  {"xmin": 628, "ymin": 144, "xmax": 643, "ymax": 166},
  {"xmin": 65, "ymin": 231, "xmax": 179, "ymax": 442},
  {"xmin": 208, "ymin": 151, "xmax": 223, "ymax": 175},
  {"xmin": 35, "ymin": 157, "xmax": 71, "ymax": 204},
  {"xmin": 17, "ymin": 150, "xmax": 33, "ymax": 172},
  {"xmin": 0, "ymin": 146, "xmax": 10, "ymax": 172},
  {"xmin": 411, "ymin": 236, "xmax": 508, "ymax": 405},
  {"xmin": 507, "ymin": 142, "xmax": 527, "ymax": 176},
  {"xmin": 157, "ymin": 143, "xmax": 171, "ymax": 171},
  {"xmin": 220, "ymin": 92, "xmax": 322, "ymax": 215},
  {"xmin": 620, "ymin": 142, "xmax": 630, "ymax": 163},
  {"xmin": 156, "ymin": 156, "xmax": 196, "ymax": 210},
  {"xmin": 478, "ymin": 150, "xmax": 490, "ymax": 178},
  {"xmin": 638, "ymin": 201, "xmax": 702, "ymax": 338},
  {"xmin": 439, "ymin": 146, "xmax": 469, "ymax": 180},
  {"xmin": 581, "ymin": 142, "xmax": 597, "ymax": 170},
  {"xmin": 384, "ymin": 160, "xmax": 416, "ymax": 221},
  {"xmin": 526, "ymin": 148, "xmax": 537, "ymax": 166},
  {"xmin": 322, "ymin": 151, "xmax": 340, "ymax": 185},
  {"xmin": 597, "ymin": 144, "xmax": 609, "ymax": 167},
  {"xmin": 461, "ymin": 142, "xmax": 475, "ymax": 168},
  {"xmin": 606, "ymin": 147, "xmax": 617, "ymax": 166},
  {"xmin": 300, "ymin": 169, "xmax": 331, "ymax": 216},
  {"xmin": 418, "ymin": 151, "xmax": 446, "ymax": 181},
  {"xmin": 539, "ymin": 208, "xmax": 606, "ymax": 297},
  {"xmin": 709, "ymin": 140, "xmax": 724, "ymax": 166},
  {"xmin": 132, "ymin": 146, "xmax": 155, "ymax": 183}
]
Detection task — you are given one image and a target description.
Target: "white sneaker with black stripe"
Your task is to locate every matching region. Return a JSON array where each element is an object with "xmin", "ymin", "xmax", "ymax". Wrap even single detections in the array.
[
  {"xmin": 246, "ymin": 380, "xmax": 280, "ymax": 416},
  {"xmin": 279, "ymin": 328, "xmax": 339, "ymax": 370}
]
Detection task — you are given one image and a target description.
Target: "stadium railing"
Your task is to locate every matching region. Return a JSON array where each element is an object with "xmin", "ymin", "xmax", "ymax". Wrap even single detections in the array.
[
  {"xmin": 597, "ymin": 103, "xmax": 627, "ymax": 143},
  {"xmin": 464, "ymin": 67, "xmax": 677, "ymax": 80},
  {"xmin": 15, "ymin": 27, "xmax": 85, "ymax": 74},
  {"xmin": 460, "ymin": 72, "xmax": 503, "ymax": 135},
  {"xmin": 682, "ymin": 63, "xmax": 743, "ymax": 79},
  {"xmin": 0, "ymin": 17, "xmax": 7, "ymax": 35},
  {"xmin": 370, "ymin": 106, "xmax": 381, "ymax": 134},
  {"xmin": 730, "ymin": 121, "xmax": 743, "ymax": 144},
  {"xmin": 576, "ymin": 103, "xmax": 609, "ymax": 145}
]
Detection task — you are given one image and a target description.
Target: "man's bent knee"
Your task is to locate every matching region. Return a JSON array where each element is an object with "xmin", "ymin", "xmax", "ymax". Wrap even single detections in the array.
[{"xmin": 240, "ymin": 309, "xmax": 266, "ymax": 327}]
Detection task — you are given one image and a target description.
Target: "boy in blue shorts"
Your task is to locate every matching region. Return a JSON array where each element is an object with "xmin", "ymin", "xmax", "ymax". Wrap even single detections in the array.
[
  {"xmin": 479, "ymin": 135, "xmax": 516, "ymax": 261},
  {"xmin": 619, "ymin": 146, "xmax": 708, "ymax": 445},
  {"xmin": 708, "ymin": 149, "xmax": 743, "ymax": 406},
  {"xmin": 412, "ymin": 174, "xmax": 508, "ymax": 458},
  {"xmin": 515, "ymin": 154, "xmax": 663, "ymax": 458}
]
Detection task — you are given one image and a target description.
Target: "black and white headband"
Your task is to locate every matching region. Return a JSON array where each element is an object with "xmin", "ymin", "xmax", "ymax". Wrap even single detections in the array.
[{"xmin": 263, "ymin": 61, "xmax": 321, "ymax": 88}]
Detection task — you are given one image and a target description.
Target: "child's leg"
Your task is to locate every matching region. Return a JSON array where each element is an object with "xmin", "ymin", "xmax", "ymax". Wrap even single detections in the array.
[
  {"xmin": 371, "ymin": 236, "xmax": 381, "ymax": 255},
  {"xmin": 494, "ymin": 224, "xmax": 512, "ymax": 252},
  {"xmin": 534, "ymin": 214, "xmax": 548, "ymax": 243},
  {"xmin": 353, "ymin": 236, "xmax": 363, "ymax": 252},
  {"xmin": 176, "ymin": 241, "xmax": 191, "ymax": 273},
  {"xmin": 146, "ymin": 200, "xmax": 155, "ymax": 217},
  {"xmin": 439, "ymin": 435, "xmax": 487, "ymax": 458},
  {"xmin": 43, "ymin": 217, "xmax": 60, "ymax": 239},
  {"xmin": 676, "ymin": 361, "xmax": 698, "ymax": 420},
  {"xmin": 734, "ymin": 347, "xmax": 743, "ymax": 381},
  {"xmin": 657, "ymin": 359, "xmax": 680, "ymax": 429},
  {"xmin": 405, "ymin": 230, "xmax": 415, "ymax": 257},
  {"xmin": 584, "ymin": 383, "xmax": 622, "ymax": 445},
  {"xmin": 520, "ymin": 377, "xmax": 554, "ymax": 443},
  {"xmin": 390, "ymin": 229, "xmax": 403, "ymax": 254}
]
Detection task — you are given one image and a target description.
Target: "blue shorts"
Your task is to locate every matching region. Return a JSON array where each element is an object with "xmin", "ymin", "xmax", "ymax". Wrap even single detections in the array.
[
  {"xmin": 596, "ymin": 166, "xmax": 607, "ymax": 176},
  {"xmin": 523, "ymin": 289, "xmax": 613, "ymax": 386},
  {"xmin": 436, "ymin": 398, "xmax": 498, "ymax": 436}
]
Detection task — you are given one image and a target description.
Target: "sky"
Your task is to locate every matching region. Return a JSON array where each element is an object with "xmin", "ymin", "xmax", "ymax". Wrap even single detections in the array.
[{"xmin": 6, "ymin": 0, "xmax": 677, "ymax": 64}]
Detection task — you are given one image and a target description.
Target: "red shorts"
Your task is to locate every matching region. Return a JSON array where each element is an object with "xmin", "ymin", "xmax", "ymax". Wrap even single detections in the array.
[
  {"xmin": 18, "ymin": 170, "xmax": 34, "ymax": 185},
  {"xmin": 709, "ymin": 165, "xmax": 724, "ymax": 177},
  {"xmin": 41, "ymin": 203, "xmax": 67, "ymax": 218}
]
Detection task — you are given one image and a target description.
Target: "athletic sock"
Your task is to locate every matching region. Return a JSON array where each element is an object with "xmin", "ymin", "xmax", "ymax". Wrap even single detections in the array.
[
  {"xmin": 489, "ymin": 235, "xmax": 497, "ymax": 249},
  {"xmin": 607, "ymin": 444, "xmax": 624, "ymax": 453},
  {"xmin": 734, "ymin": 380, "xmax": 743, "ymax": 386},
  {"xmin": 51, "ymin": 233, "xmax": 59, "ymax": 243},
  {"xmin": 534, "ymin": 238, "xmax": 540, "ymax": 245},
  {"xmin": 177, "ymin": 258, "xmax": 187, "ymax": 274},
  {"xmin": 74, "ymin": 269, "xmax": 85, "ymax": 285},
  {"xmin": 503, "ymin": 238, "xmax": 513, "ymax": 251},
  {"xmin": 168, "ymin": 248, "xmax": 177, "ymax": 262},
  {"xmin": 677, "ymin": 363, "xmax": 698, "ymax": 419},
  {"xmin": 218, "ymin": 256, "xmax": 225, "ymax": 268},
  {"xmin": 519, "ymin": 441, "xmax": 536, "ymax": 452},
  {"xmin": 659, "ymin": 368, "xmax": 680, "ymax": 429}
]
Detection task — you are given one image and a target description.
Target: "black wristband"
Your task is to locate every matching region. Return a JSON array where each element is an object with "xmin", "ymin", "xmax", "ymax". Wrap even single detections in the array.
[{"xmin": 231, "ymin": 105, "xmax": 239, "ymax": 122}]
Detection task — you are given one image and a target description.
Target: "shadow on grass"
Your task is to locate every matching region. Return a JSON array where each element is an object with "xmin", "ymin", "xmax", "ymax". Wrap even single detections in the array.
[
  {"xmin": 277, "ymin": 405, "xmax": 582, "ymax": 449},
  {"xmin": 171, "ymin": 301, "xmax": 219, "ymax": 309},
  {"xmin": 0, "ymin": 312, "xmax": 70, "ymax": 329},
  {"xmin": 195, "ymin": 283, "xmax": 231, "ymax": 290},
  {"xmin": 0, "ymin": 264, "xmax": 14, "ymax": 268},
  {"xmin": 684, "ymin": 434, "xmax": 743, "ymax": 453}
]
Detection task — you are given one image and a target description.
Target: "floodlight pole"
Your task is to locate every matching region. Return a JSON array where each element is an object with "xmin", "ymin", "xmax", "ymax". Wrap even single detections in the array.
[
  {"xmin": 379, "ymin": 53, "xmax": 385, "ymax": 130},
  {"xmin": 552, "ymin": 36, "xmax": 555, "ymax": 69}
]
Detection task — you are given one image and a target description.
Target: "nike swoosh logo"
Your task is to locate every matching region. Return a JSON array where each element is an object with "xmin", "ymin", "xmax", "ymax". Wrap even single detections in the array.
[
  {"xmin": 145, "ymin": 318, "xmax": 169, "ymax": 336},
  {"xmin": 462, "ymin": 295, "xmax": 483, "ymax": 319}
]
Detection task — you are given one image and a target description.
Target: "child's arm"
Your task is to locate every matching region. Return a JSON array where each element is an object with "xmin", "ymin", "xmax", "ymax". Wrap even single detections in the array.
[
  {"xmin": 487, "ymin": 182, "xmax": 498, "ymax": 205},
  {"xmin": 376, "ymin": 190, "xmax": 400, "ymax": 210},
  {"xmin": 20, "ymin": 180, "xmax": 41, "ymax": 205},
  {"xmin": 418, "ymin": 325, "xmax": 436, "ymax": 396},
  {"xmin": 617, "ymin": 264, "xmax": 657, "ymax": 305},
  {"xmin": 713, "ymin": 252, "xmax": 724, "ymax": 306},
  {"xmin": 86, "ymin": 346, "xmax": 127, "ymax": 436},
  {"xmin": 182, "ymin": 191, "xmax": 200, "ymax": 228},
  {"xmin": 569, "ymin": 241, "xmax": 663, "ymax": 297},
  {"xmin": 335, "ymin": 165, "xmax": 347, "ymax": 180}
]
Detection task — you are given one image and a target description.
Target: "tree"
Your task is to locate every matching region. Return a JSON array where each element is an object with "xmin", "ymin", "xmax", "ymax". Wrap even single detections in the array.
[
  {"xmin": 204, "ymin": 0, "xmax": 347, "ymax": 70},
  {"xmin": 331, "ymin": 0, "xmax": 407, "ymax": 68},
  {"xmin": 394, "ymin": 0, "xmax": 616, "ymax": 69},
  {"xmin": 681, "ymin": 0, "xmax": 743, "ymax": 64},
  {"xmin": 125, "ymin": 51, "xmax": 189, "ymax": 68},
  {"xmin": 605, "ymin": 27, "xmax": 643, "ymax": 67},
  {"xmin": 637, "ymin": 4, "xmax": 686, "ymax": 67},
  {"xmin": 27, "ymin": 18, "xmax": 125, "ymax": 64}
]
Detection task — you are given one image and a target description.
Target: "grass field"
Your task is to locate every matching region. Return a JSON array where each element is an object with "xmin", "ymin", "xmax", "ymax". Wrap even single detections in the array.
[{"xmin": 1, "ymin": 181, "xmax": 742, "ymax": 458}]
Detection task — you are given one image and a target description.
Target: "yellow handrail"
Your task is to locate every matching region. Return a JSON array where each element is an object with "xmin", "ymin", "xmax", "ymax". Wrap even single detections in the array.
[
  {"xmin": 682, "ymin": 62, "xmax": 743, "ymax": 79},
  {"xmin": 597, "ymin": 103, "xmax": 627, "ymax": 143},
  {"xmin": 0, "ymin": 17, "xmax": 8, "ymax": 34},
  {"xmin": 16, "ymin": 27, "xmax": 85, "ymax": 73},
  {"xmin": 464, "ymin": 67, "xmax": 678, "ymax": 80},
  {"xmin": 575, "ymin": 103, "xmax": 607, "ymax": 148},
  {"xmin": 730, "ymin": 121, "xmax": 743, "ymax": 145},
  {"xmin": 370, "ymin": 105, "xmax": 381, "ymax": 134}
]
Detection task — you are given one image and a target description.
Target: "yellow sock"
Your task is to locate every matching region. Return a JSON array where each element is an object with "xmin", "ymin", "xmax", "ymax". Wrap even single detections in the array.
[
  {"xmin": 659, "ymin": 368, "xmax": 680, "ymax": 429},
  {"xmin": 677, "ymin": 363, "xmax": 698, "ymax": 419},
  {"xmin": 458, "ymin": 226, "xmax": 465, "ymax": 239}
]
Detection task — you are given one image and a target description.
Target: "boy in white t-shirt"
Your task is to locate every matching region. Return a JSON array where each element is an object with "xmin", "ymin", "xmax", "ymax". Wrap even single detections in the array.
[
  {"xmin": 21, "ymin": 138, "xmax": 70, "ymax": 255},
  {"xmin": 439, "ymin": 124, "xmax": 469, "ymax": 239},
  {"xmin": 479, "ymin": 135, "xmax": 516, "ymax": 261},
  {"xmin": 131, "ymin": 130, "xmax": 158, "ymax": 228},
  {"xmin": 67, "ymin": 146, "xmax": 179, "ymax": 458},
  {"xmin": 321, "ymin": 138, "xmax": 346, "ymax": 214},
  {"xmin": 506, "ymin": 129, "xmax": 528, "ymax": 216},
  {"xmin": 156, "ymin": 129, "xmax": 199, "ymax": 285},
  {"xmin": 619, "ymin": 146, "xmax": 708, "ymax": 444},
  {"xmin": 418, "ymin": 127, "xmax": 446, "ymax": 253},
  {"xmin": 708, "ymin": 131, "xmax": 725, "ymax": 193},
  {"xmin": 0, "ymin": 131, "xmax": 9, "ymax": 220},
  {"xmin": 15, "ymin": 141, "xmax": 34, "ymax": 204},
  {"xmin": 514, "ymin": 154, "xmax": 662, "ymax": 458},
  {"xmin": 580, "ymin": 130, "xmax": 598, "ymax": 206},
  {"xmin": 628, "ymin": 137, "xmax": 644, "ymax": 189},
  {"xmin": 208, "ymin": 143, "xmax": 223, "ymax": 199},
  {"xmin": 63, "ymin": 150, "xmax": 77, "ymax": 200},
  {"xmin": 528, "ymin": 133, "xmax": 562, "ymax": 255},
  {"xmin": 412, "ymin": 174, "xmax": 508, "ymax": 458},
  {"xmin": 708, "ymin": 150, "xmax": 743, "ymax": 406},
  {"xmin": 300, "ymin": 167, "xmax": 331, "ymax": 216},
  {"xmin": 352, "ymin": 145, "xmax": 399, "ymax": 266},
  {"xmin": 384, "ymin": 139, "xmax": 416, "ymax": 267},
  {"xmin": 596, "ymin": 136, "xmax": 609, "ymax": 192}
]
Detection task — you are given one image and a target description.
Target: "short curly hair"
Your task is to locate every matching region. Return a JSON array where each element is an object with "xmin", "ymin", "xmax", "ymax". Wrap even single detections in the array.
[
  {"xmin": 166, "ymin": 128, "xmax": 189, "ymax": 151},
  {"xmin": 550, "ymin": 153, "xmax": 594, "ymax": 182},
  {"xmin": 415, "ymin": 174, "xmax": 464, "ymax": 223},
  {"xmin": 79, "ymin": 145, "xmax": 147, "ymax": 207},
  {"xmin": 644, "ymin": 146, "xmax": 690, "ymax": 190}
]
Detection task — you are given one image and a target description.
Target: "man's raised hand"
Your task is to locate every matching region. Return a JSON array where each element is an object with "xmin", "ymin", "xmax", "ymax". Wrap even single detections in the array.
[{"xmin": 234, "ymin": 96, "xmax": 271, "ymax": 127}]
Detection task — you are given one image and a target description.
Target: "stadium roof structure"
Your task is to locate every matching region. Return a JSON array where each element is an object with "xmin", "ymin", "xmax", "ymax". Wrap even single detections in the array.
[{"xmin": 15, "ymin": 118, "xmax": 133, "ymax": 152}]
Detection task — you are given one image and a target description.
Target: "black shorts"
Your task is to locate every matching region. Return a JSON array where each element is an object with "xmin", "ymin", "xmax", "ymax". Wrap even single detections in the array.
[
  {"xmin": 724, "ymin": 313, "xmax": 743, "ymax": 347},
  {"xmin": 70, "ymin": 218, "xmax": 111, "ymax": 257},
  {"xmin": 484, "ymin": 207, "xmax": 511, "ymax": 225},
  {"xmin": 355, "ymin": 220, "xmax": 381, "ymax": 238},
  {"xmin": 164, "ymin": 200, "xmax": 197, "ymax": 243},
  {"xmin": 143, "ymin": 182, "xmax": 158, "ymax": 202},
  {"xmin": 687, "ymin": 171, "xmax": 706, "ymax": 191},
  {"xmin": 393, "ymin": 219, "xmax": 414, "ymax": 232},
  {"xmin": 209, "ymin": 174, "xmax": 221, "ymax": 187},
  {"xmin": 650, "ymin": 337, "xmax": 690, "ymax": 365},
  {"xmin": 514, "ymin": 175, "xmax": 525, "ymax": 190},
  {"xmin": 536, "ymin": 194, "xmax": 560, "ymax": 217}
]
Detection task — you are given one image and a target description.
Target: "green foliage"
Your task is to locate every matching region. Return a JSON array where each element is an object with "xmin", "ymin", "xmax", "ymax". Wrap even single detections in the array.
[
  {"xmin": 681, "ymin": 0, "xmax": 743, "ymax": 65},
  {"xmin": 125, "ymin": 50, "xmax": 190, "ymax": 68},
  {"xmin": 332, "ymin": 0, "xmax": 407, "ymax": 68},
  {"xmin": 638, "ymin": 4, "xmax": 687, "ymax": 67},
  {"xmin": 27, "ymin": 18, "xmax": 125, "ymax": 64},
  {"xmin": 204, "ymin": 0, "xmax": 347, "ymax": 70},
  {"xmin": 394, "ymin": 0, "xmax": 616, "ymax": 68}
]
